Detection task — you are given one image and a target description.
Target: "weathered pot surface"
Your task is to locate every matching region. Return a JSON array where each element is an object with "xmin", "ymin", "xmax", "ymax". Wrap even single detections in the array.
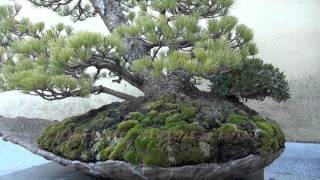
[{"xmin": 0, "ymin": 116, "xmax": 283, "ymax": 180}]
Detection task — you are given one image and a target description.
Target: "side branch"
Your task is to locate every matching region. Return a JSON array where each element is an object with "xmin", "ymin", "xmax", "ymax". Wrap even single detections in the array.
[
  {"xmin": 34, "ymin": 85, "xmax": 135, "ymax": 101},
  {"xmin": 65, "ymin": 56, "xmax": 144, "ymax": 88},
  {"xmin": 92, "ymin": 85, "xmax": 135, "ymax": 100},
  {"xmin": 28, "ymin": 0, "xmax": 95, "ymax": 21}
]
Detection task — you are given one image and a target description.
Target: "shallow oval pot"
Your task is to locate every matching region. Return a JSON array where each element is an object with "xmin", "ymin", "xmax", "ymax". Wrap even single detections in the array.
[{"xmin": 0, "ymin": 116, "xmax": 284, "ymax": 180}]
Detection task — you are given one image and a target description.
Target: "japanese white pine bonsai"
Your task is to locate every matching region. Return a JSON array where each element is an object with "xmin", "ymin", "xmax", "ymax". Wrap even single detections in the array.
[{"xmin": 0, "ymin": 0, "xmax": 288, "ymax": 166}]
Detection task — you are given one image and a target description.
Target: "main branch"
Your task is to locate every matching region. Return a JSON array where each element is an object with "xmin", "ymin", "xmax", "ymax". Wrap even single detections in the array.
[
  {"xmin": 64, "ymin": 55, "xmax": 144, "ymax": 88},
  {"xmin": 92, "ymin": 85, "xmax": 135, "ymax": 100},
  {"xmin": 34, "ymin": 84, "xmax": 135, "ymax": 101}
]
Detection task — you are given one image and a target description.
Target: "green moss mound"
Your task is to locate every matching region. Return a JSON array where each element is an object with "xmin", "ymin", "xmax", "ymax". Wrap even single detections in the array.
[{"xmin": 38, "ymin": 96, "xmax": 285, "ymax": 167}]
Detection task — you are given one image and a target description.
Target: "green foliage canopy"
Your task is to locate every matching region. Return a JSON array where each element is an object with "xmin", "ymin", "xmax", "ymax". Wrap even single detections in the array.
[{"xmin": 0, "ymin": 0, "xmax": 289, "ymax": 102}]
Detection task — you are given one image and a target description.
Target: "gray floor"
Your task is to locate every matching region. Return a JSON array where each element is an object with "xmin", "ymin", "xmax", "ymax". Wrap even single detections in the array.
[
  {"xmin": 265, "ymin": 142, "xmax": 320, "ymax": 180},
  {"xmin": 0, "ymin": 163, "xmax": 99, "ymax": 180},
  {"xmin": 1, "ymin": 142, "xmax": 319, "ymax": 180}
]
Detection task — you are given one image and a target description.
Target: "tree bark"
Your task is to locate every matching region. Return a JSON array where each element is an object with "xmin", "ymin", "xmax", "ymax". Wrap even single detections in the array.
[
  {"xmin": 89, "ymin": 0, "xmax": 126, "ymax": 32},
  {"xmin": 139, "ymin": 70, "xmax": 201, "ymax": 98},
  {"xmin": 92, "ymin": 85, "xmax": 135, "ymax": 100}
]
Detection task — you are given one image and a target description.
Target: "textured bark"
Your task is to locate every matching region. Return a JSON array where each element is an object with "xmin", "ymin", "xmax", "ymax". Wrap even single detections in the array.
[
  {"xmin": 88, "ymin": 0, "xmax": 151, "ymax": 88},
  {"xmin": 140, "ymin": 70, "xmax": 201, "ymax": 98},
  {"xmin": 89, "ymin": 0, "xmax": 126, "ymax": 32},
  {"xmin": 0, "ymin": 115, "xmax": 283, "ymax": 180},
  {"xmin": 92, "ymin": 85, "xmax": 135, "ymax": 100}
]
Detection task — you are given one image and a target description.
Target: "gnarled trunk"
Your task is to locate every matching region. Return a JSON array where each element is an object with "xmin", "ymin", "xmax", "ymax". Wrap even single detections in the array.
[{"xmin": 140, "ymin": 70, "xmax": 201, "ymax": 98}]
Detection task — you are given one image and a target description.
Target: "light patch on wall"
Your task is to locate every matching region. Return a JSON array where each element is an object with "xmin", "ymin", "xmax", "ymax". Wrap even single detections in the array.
[{"xmin": 232, "ymin": 0, "xmax": 320, "ymax": 79}]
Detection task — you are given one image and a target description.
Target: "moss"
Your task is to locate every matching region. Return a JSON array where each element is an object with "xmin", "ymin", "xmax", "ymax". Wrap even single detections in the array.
[
  {"xmin": 144, "ymin": 100, "xmax": 163, "ymax": 111},
  {"xmin": 237, "ymin": 110, "xmax": 248, "ymax": 116},
  {"xmin": 143, "ymin": 148, "xmax": 166, "ymax": 166},
  {"xmin": 38, "ymin": 95, "xmax": 285, "ymax": 167},
  {"xmin": 66, "ymin": 133, "xmax": 82, "ymax": 149},
  {"xmin": 37, "ymin": 118, "xmax": 75, "ymax": 151},
  {"xmin": 117, "ymin": 120, "xmax": 138, "ymax": 133},
  {"xmin": 147, "ymin": 110, "xmax": 158, "ymax": 119},
  {"xmin": 254, "ymin": 118, "xmax": 285, "ymax": 155},
  {"xmin": 134, "ymin": 128, "xmax": 168, "ymax": 166},
  {"xmin": 228, "ymin": 114, "xmax": 249, "ymax": 124},
  {"xmin": 54, "ymin": 132, "xmax": 90, "ymax": 161},
  {"xmin": 255, "ymin": 121, "xmax": 274, "ymax": 136},
  {"xmin": 126, "ymin": 112, "xmax": 145, "ymax": 121},
  {"xmin": 217, "ymin": 112, "xmax": 224, "ymax": 120},
  {"xmin": 144, "ymin": 96, "xmax": 176, "ymax": 111},
  {"xmin": 214, "ymin": 123, "xmax": 255, "ymax": 162},
  {"xmin": 252, "ymin": 115, "xmax": 265, "ymax": 122},
  {"xmin": 259, "ymin": 132, "xmax": 275, "ymax": 154},
  {"xmin": 66, "ymin": 149, "xmax": 83, "ymax": 160},
  {"xmin": 159, "ymin": 95, "xmax": 176, "ymax": 102},
  {"xmin": 56, "ymin": 137, "xmax": 85, "ymax": 160},
  {"xmin": 95, "ymin": 131, "xmax": 116, "ymax": 152},
  {"xmin": 166, "ymin": 123, "xmax": 200, "ymax": 133},
  {"xmin": 109, "ymin": 125, "xmax": 142, "ymax": 160},
  {"xmin": 140, "ymin": 117, "xmax": 153, "ymax": 126},
  {"xmin": 99, "ymin": 146, "xmax": 114, "ymax": 160},
  {"xmin": 165, "ymin": 113, "xmax": 184, "ymax": 127},
  {"xmin": 181, "ymin": 106, "xmax": 196, "ymax": 119},
  {"xmin": 164, "ymin": 103, "xmax": 178, "ymax": 109},
  {"xmin": 134, "ymin": 128, "xmax": 156, "ymax": 148},
  {"xmin": 270, "ymin": 122, "xmax": 285, "ymax": 146},
  {"xmin": 37, "ymin": 105, "xmax": 122, "ymax": 162},
  {"xmin": 158, "ymin": 111, "xmax": 172, "ymax": 122},
  {"xmin": 37, "ymin": 123, "xmax": 61, "ymax": 150},
  {"xmin": 216, "ymin": 123, "xmax": 238, "ymax": 135},
  {"xmin": 157, "ymin": 128, "xmax": 208, "ymax": 166},
  {"xmin": 142, "ymin": 111, "xmax": 160, "ymax": 126},
  {"xmin": 87, "ymin": 112, "xmax": 109, "ymax": 129},
  {"xmin": 126, "ymin": 125, "xmax": 213, "ymax": 166},
  {"xmin": 81, "ymin": 151, "xmax": 91, "ymax": 162},
  {"xmin": 124, "ymin": 151, "xmax": 141, "ymax": 165}
]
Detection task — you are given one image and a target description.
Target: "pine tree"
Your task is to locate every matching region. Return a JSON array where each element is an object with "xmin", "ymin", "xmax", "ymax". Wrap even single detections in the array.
[
  {"xmin": 0, "ymin": 1, "xmax": 288, "ymax": 101},
  {"xmin": 0, "ymin": 0, "xmax": 288, "ymax": 167}
]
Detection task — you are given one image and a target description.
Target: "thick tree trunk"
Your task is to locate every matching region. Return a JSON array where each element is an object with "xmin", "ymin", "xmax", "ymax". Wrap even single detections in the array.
[
  {"xmin": 139, "ymin": 70, "xmax": 201, "ymax": 98},
  {"xmin": 90, "ymin": 0, "xmax": 126, "ymax": 32}
]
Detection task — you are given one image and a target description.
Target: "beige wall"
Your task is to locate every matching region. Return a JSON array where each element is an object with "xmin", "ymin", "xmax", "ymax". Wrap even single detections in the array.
[
  {"xmin": 232, "ymin": 0, "xmax": 320, "ymax": 142},
  {"xmin": 233, "ymin": 0, "xmax": 320, "ymax": 80}
]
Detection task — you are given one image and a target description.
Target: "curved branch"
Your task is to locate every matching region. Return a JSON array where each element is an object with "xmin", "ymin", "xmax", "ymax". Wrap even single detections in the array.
[
  {"xmin": 65, "ymin": 56, "xmax": 143, "ymax": 88},
  {"xmin": 92, "ymin": 85, "xmax": 135, "ymax": 100},
  {"xmin": 28, "ymin": 0, "xmax": 95, "ymax": 21},
  {"xmin": 33, "ymin": 84, "xmax": 135, "ymax": 101}
]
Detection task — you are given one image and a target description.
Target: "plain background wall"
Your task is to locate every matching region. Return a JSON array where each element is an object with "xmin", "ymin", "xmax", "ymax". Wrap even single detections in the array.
[
  {"xmin": 232, "ymin": 0, "xmax": 320, "ymax": 142},
  {"xmin": 0, "ymin": 0, "xmax": 319, "ymax": 141}
]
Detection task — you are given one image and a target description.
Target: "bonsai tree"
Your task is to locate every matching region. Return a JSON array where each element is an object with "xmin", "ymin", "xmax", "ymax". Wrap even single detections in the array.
[{"xmin": 0, "ymin": 0, "xmax": 288, "ymax": 166}]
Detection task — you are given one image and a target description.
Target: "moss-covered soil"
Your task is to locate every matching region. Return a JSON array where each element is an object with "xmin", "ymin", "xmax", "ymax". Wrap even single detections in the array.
[{"xmin": 38, "ymin": 95, "xmax": 285, "ymax": 167}]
